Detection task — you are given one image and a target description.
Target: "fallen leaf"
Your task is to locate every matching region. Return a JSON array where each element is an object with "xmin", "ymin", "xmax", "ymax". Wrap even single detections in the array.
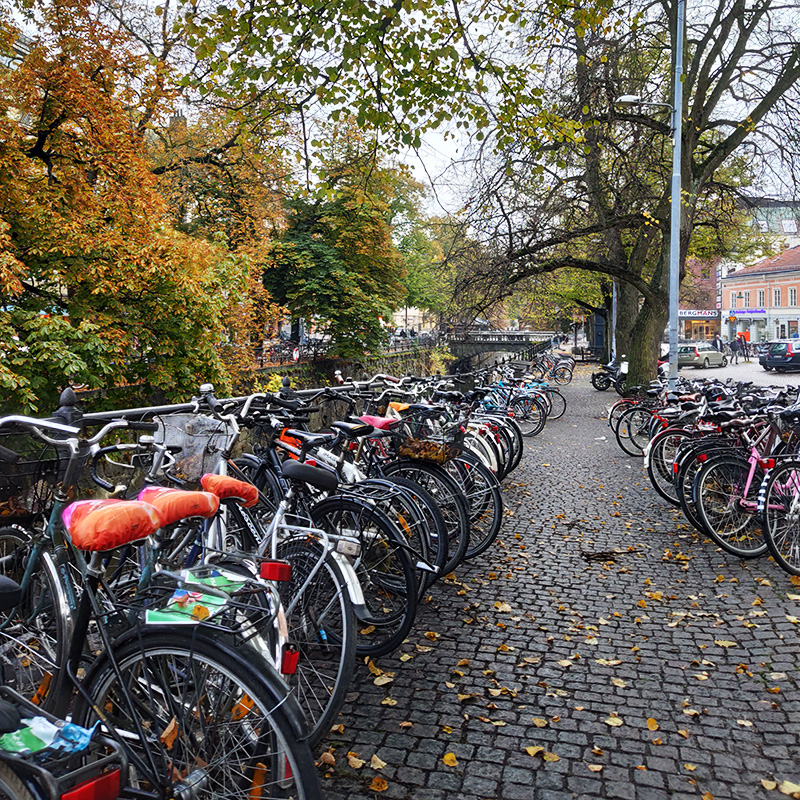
[
  {"xmin": 591, "ymin": 746, "xmax": 604, "ymax": 756},
  {"xmin": 457, "ymin": 658, "xmax": 470, "ymax": 666},
  {"xmin": 652, "ymin": 737, "xmax": 662, "ymax": 745},
  {"xmin": 495, "ymin": 602, "xmax": 512, "ymax": 612},
  {"xmin": 683, "ymin": 708, "xmax": 700, "ymax": 717},
  {"xmin": 611, "ymin": 678, "xmax": 627, "ymax": 688},
  {"xmin": 330, "ymin": 724, "xmax": 345, "ymax": 734},
  {"xmin": 595, "ymin": 658, "xmax": 623, "ymax": 666},
  {"xmin": 319, "ymin": 752, "xmax": 335, "ymax": 766},
  {"xmin": 542, "ymin": 752, "xmax": 560, "ymax": 762},
  {"xmin": 346, "ymin": 752, "xmax": 365, "ymax": 769},
  {"xmin": 787, "ymin": 615, "xmax": 800, "ymax": 624},
  {"xmin": 399, "ymin": 721, "xmax": 413, "ymax": 728},
  {"xmin": 368, "ymin": 661, "xmax": 382, "ymax": 676},
  {"xmin": 457, "ymin": 693, "xmax": 476, "ymax": 703},
  {"xmin": 737, "ymin": 719, "xmax": 753, "ymax": 727},
  {"xmin": 374, "ymin": 675, "xmax": 393, "ymax": 686},
  {"xmin": 160, "ymin": 717, "xmax": 178, "ymax": 750},
  {"xmin": 443, "ymin": 752, "xmax": 458, "ymax": 767},
  {"xmin": 416, "ymin": 644, "xmax": 432, "ymax": 653},
  {"xmin": 714, "ymin": 639, "xmax": 738, "ymax": 648},
  {"xmin": 761, "ymin": 780, "xmax": 777, "ymax": 790},
  {"xmin": 778, "ymin": 780, "xmax": 800, "ymax": 796},
  {"xmin": 677, "ymin": 729, "xmax": 690, "ymax": 739},
  {"xmin": 369, "ymin": 777, "xmax": 388, "ymax": 792},
  {"xmin": 425, "ymin": 631, "xmax": 440, "ymax": 641},
  {"xmin": 557, "ymin": 659, "xmax": 572, "ymax": 667},
  {"xmin": 400, "ymin": 653, "xmax": 413, "ymax": 662},
  {"xmin": 525, "ymin": 746, "xmax": 544, "ymax": 757},
  {"xmin": 381, "ymin": 697, "xmax": 397, "ymax": 706},
  {"xmin": 588, "ymin": 764, "xmax": 603, "ymax": 772},
  {"xmin": 360, "ymin": 625, "xmax": 376, "ymax": 635},
  {"xmin": 701, "ymin": 793, "xmax": 713, "ymax": 800},
  {"xmin": 605, "ymin": 715, "xmax": 624, "ymax": 727},
  {"xmin": 646, "ymin": 718, "xmax": 659, "ymax": 731},
  {"xmin": 531, "ymin": 717, "xmax": 548, "ymax": 728},
  {"xmin": 370, "ymin": 754, "xmax": 386, "ymax": 770},
  {"xmin": 684, "ymin": 763, "xmax": 696, "ymax": 771}
]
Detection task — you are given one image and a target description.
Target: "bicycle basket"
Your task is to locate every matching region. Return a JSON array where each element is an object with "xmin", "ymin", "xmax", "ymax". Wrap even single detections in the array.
[
  {"xmin": 154, "ymin": 413, "xmax": 228, "ymax": 488},
  {"xmin": 0, "ymin": 430, "xmax": 63, "ymax": 522},
  {"xmin": 395, "ymin": 419, "xmax": 463, "ymax": 464}
]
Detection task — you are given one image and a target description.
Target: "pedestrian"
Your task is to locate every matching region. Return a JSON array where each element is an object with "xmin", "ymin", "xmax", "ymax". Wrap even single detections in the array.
[
  {"xmin": 740, "ymin": 335, "xmax": 750, "ymax": 362},
  {"xmin": 713, "ymin": 333, "xmax": 722, "ymax": 352},
  {"xmin": 730, "ymin": 336, "xmax": 740, "ymax": 364}
]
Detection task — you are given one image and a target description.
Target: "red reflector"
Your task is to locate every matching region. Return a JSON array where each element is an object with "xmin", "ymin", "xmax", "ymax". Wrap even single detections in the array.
[
  {"xmin": 306, "ymin": 459, "xmax": 317, "ymax": 467},
  {"xmin": 260, "ymin": 561, "xmax": 292, "ymax": 582},
  {"xmin": 672, "ymin": 463, "xmax": 679, "ymax": 474},
  {"xmin": 759, "ymin": 458, "xmax": 775, "ymax": 469},
  {"xmin": 61, "ymin": 770, "xmax": 121, "ymax": 800},
  {"xmin": 697, "ymin": 454, "xmax": 708, "ymax": 462},
  {"xmin": 281, "ymin": 646, "xmax": 299, "ymax": 675}
]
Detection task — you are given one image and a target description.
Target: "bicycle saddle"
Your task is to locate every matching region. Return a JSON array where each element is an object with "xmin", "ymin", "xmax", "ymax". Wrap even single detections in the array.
[
  {"xmin": 63, "ymin": 499, "xmax": 163, "ymax": 551},
  {"xmin": 281, "ymin": 459, "xmax": 339, "ymax": 493},
  {"xmin": 0, "ymin": 575, "xmax": 21, "ymax": 614},
  {"xmin": 200, "ymin": 474, "xmax": 259, "ymax": 508},
  {"xmin": 138, "ymin": 486, "xmax": 220, "ymax": 525},
  {"xmin": 359, "ymin": 415, "xmax": 399, "ymax": 431},
  {"xmin": 330, "ymin": 421, "xmax": 374, "ymax": 439}
]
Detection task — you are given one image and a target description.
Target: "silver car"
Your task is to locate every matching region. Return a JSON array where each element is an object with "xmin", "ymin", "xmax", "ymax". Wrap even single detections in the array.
[{"xmin": 677, "ymin": 341, "xmax": 728, "ymax": 369}]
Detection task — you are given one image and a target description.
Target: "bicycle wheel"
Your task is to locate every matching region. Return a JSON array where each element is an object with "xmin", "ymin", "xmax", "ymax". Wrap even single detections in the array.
[
  {"xmin": 0, "ymin": 529, "xmax": 70, "ymax": 710},
  {"xmin": 382, "ymin": 460, "xmax": 471, "ymax": 574},
  {"xmin": 0, "ymin": 761, "xmax": 35, "ymax": 800},
  {"xmin": 310, "ymin": 497, "xmax": 418, "ymax": 658},
  {"xmin": 445, "ymin": 453, "xmax": 504, "ymax": 559},
  {"xmin": 761, "ymin": 460, "xmax": 800, "ymax": 575},
  {"xmin": 73, "ymin": 627, "xmax": 321, "ymax": 799},
  {"xmin": 274, "ymin": 536, "xmax": 356, "ymax": 746},
  {"xmin": 510, "ymin": 396, "xmax": 546, "ymax": 437},
  {"xmin": 693, "ymin": 455, "xmax": 768, "ymax": 558},
  {"xmin": 645, "ymin": 428, "xmax": 691, "ymax": 507},
  {"xmin": 608, "ymin": 399, "xmax": 636, "ymax": 434},
  {"xmin": 552, "ymin": 366, "xmax": 573, "ymax": 385},
  {"xmin": 543, "ymin": 389, "xmax": 567, "ymax": 421},
  {"xmin": 615, "ymin": 407, "xmax": 652, "ymax": 457}
]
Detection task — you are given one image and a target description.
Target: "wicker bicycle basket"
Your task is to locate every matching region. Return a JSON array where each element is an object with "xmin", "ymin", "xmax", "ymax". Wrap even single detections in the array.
[
  {"xmin": 395, "ymin": 418, "xmax": 464, "ymax": 464},
  {"xmin": 0, "ymin": 429, "xmax": 63, "ymax": 523},
  {"xmin": 154, "ymin": 413, "xmax": 228, "ymax": 488}
]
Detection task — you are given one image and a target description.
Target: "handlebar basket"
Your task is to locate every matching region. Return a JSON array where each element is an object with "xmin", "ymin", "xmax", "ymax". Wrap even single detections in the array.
[
  {"xmin": 395, "ymin": 419, "xmax": 464, "ymax": 464},
  {"xmin": 154, "ymin": 413, "xmax": 228, "ymax": 488},
  {"xmin": 0, "ymin": 430, "xmax": 63, "ymax": 522}
]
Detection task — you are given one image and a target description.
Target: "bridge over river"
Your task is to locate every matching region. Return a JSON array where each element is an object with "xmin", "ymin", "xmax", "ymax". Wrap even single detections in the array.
[{"xmin": 446, "ymin": 330, "xmax": 551, "ymax": 361}]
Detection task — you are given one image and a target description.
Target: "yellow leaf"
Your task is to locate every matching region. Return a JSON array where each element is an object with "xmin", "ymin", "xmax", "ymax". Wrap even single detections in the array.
[
  {"xmin": 525, "ymin": 745, "xmax": 544, "ymax": 757},
  {"xmin": 346, "ymin": 752, "xmax": 365, "ymax": 769},
  {"xmin": 442, "ymin": 725, "xmax": 452, "ymax": 733},
  {"xmin": 714, "ymin": 640, "xmax": 738, "ymax": 648},
  {"xmin": 381, "ymin": 697, "xmax": 397, "ymax": 706},
  {"xmin": 488, "ymin": 688, "xmax": 502, "ymax": 697},
  {"xmin": 787, "ymin": 593, "xmax": 800, "ymax": 600},
  {"xmin": 595, "ymin": 658, "xmax": 623, "ymax": 666},
  {"xmin": 652, "ymin": 738, "xmax": 662, "ymax": 745},
  {"xmin": 360, "ymin": 625, "xmax": 375, "ymax": 635},
  {"xmin": 646, "ymin": 718, "xmax": 659, "ymax": 731},
  {"xmin": 778, "ymin": 780, "xmax": 800, "ymax": 796},
  {"xmin": 369, "ymin": 777, "xmax": 388, "ymax": 792},
  {"xmin": 443, "ymin": 752, "xmax": 458, "ymax": 767},
  {"xmin": 370, "ymin": 754, "xmax": 386, "ymax": 770},
  {"xmin": 330, "ymin": 724, "xmax": 345, "ymax": 734},
  {"xmin": 492, "ymin": 720, "xmax": 507, "ymax": 727},
  {"xmin": 683, "ymin": 708, "xmax": 700, "ymax": 717},
  {"xmin": 677, "ymin": 729, "xmax": 689, "ymax": 739},
  {"xmin": 591, "ymin": 746, "xmax": 604, "ymax": 756},
  {"xmin": 416, "ymin": 644, "xmax": 432, "ymax": 653},
  {"xmin": 605, "ymin": 716, "xmax": 624, "ymax": 727},
  {"xmin": 400, "ymin": 653, "xmax": 413, "ymax": 662},
  {"xmin": 694, "ymin": 673, "xmax": 709, "ymax": 681},
  {"xmin": 319, "ymin": 751, "xmax": 335, "ymax": 766},
  {"xmin": 425, "ymin": 631, "xmax": 440, "ymax": 641},
  {"xmin": 542, "ymin": 751, "xmax": 560, "ymax": 762},
  {"xmin": 495, "ymin": 602, "xmax": 512, "ymax": 612},
  {"xmin": 790, "ymin": 575, "xmax": 800, "ymax": 585},
  {"xmin": 457, "ymin": 693, "xmax": 475, "ymax": 702},
  {"xmin": 637, "ymin": 599, "xmax": 647, "ymax": 608},
  {"xmin": 588, "ymin": 764, "xmax": 603, "ymax": 772},
  {"xmin": 557, "ymin": 659, "xmax": 572, "ymax": 667},
  {"xmin": 736, "ymin": 719, "xmax": 753, "ymax": 727},
  {"xmin": 374, "ymin": 675, "xmax": 393, "ymax": 686},
  {"xmin": 368, "ymin": 661, "xmax": 382, "ymax": 676},
  {"xmin": 399, "ymin": 721, "xmax": 413, "ymax": 728},
  {"xmin": 497, "ymin": 644, "xmax": 511, "ymax": 652},
  {"xmin": 457, "ymin": 659, "xmax": 470, "ymax": 666},
  {"xmin": 701, "ymin": 792, "xmax": 714, "ymax": 800},
  {"xmin": 612, "ymin": 678, "xmax": 627, "ymax": 688},
  {"xmin": 786, "ymin": 615, "xmax": 800, "ymax": 624},
  {"xmin": 531, "ymin": 717, "xmax": 548, "ymax": 728},
  {"xmin": 762, "ymin": 779, "xmax": 778, "ymax": 790},
  {"xmin": 684, "ymin": 763, "xmax": 696, "ymax": 771}
]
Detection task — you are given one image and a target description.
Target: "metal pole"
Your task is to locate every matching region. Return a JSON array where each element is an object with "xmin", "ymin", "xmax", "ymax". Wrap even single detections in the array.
[
  {"xmin": 611, "ymin": 282, "xmax": 618, "ymax": 360},
  {"xmin": 668, "ymin": 0, "xmax": 686, "ymax": 391}
]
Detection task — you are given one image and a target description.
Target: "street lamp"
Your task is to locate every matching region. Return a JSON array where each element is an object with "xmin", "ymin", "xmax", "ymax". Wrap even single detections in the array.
[{"xmin": 614, "ymin": 0, "xmax": 685, "ymax": 391}]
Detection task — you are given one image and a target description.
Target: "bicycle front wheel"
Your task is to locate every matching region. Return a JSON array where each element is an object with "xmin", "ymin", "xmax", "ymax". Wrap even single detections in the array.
[
  {"xmin": 73, "ymin": 627, "xmax": 321, "ymax": 799},
  {"xmin": 761, "ymin": 460, "xmax": 800, "ymax": 575}
]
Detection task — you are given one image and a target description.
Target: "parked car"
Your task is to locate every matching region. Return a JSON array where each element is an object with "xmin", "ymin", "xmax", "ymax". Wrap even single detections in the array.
[
  {"xmin": 677, "ymin": 341, "xmax": 727, "ymax": 369},
  {"xmin": 759, "ymin": 339, "xmax": 800, "ymax": 372}
]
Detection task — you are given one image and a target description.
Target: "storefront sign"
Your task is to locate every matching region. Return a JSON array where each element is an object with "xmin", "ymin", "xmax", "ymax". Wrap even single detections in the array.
[
  {"xmin": 678, "ymin": 310, "xmax": 719, "ymax": 318},
  {"xmin": 729, "ymin": 308, "xmax": 766, "ymax": 316}
]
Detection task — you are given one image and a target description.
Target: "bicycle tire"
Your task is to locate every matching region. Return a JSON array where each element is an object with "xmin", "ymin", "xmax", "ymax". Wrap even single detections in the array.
[
  {"xmin": 614, "ymin": 407, "xmax": 651, "ymax": 457},
  {"xmin": 553, "ymin": 366, "xmax": 573, "ymax": 385},
  {"xmin": 445, "ymin": 453, "xmax": 504, "ymax": 559},
  {"xmin": 73, "ymin": 627, "xmax": 321, "ymax": 799},
  {"xmin": 693, "ymin": 454, "xmax": 768, "ymax": 558},
  {"xmin": 760, "ymin": 460, "xmax": 800, "ymax": 575},
  {"xmin": 0, "ymin": 761, "xmax": 35, "ymax": 800},
  {"xmin": 608, "ymin": 399, "xmax": 636, "ymax": 434},
  {"xmin": 510, "ymin": 396, "xmax": 547, "ymax": 437},
  {"xmin": 645, "ymin": 428, "xmax": 691, "ymax": 507},
  {"xmin": 310, "ymin": 496, "xmax": 418, "ymax": 658},
  {"xmin": 0, "ymin": 529, "xmax": 70, "ymax": 711},
  {"xmin": 381, "ymin": 460, "xmax": 471, "ymax": 574},
  {"xmin": 544, "ymin": 389, "xmax": 567, "ymax": 421},
  {"xmin": 274, "ymin": 536, "xmax": 357, "ymax": 746}
]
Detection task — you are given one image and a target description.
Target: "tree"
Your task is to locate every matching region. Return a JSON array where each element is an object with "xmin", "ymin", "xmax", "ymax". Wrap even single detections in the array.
[{"xmin": 446, "ymin": 0, "xmax": 800, "ymax": 385}]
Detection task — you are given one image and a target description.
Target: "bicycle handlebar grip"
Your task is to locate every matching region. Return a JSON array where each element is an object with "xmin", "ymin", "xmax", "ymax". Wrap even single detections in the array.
[
  {"xmin": 89, "ymin": 445, "xmax": 118, "ymax": 492},
  {"xmin": 128, "ymin": 420, "xmax": 159, "ymax": 432},
  {"xmin": 267, "ymin": 396, "xmax": 301, "ymax": 412},
  {"xmin": 0, "ymin": 445, "xmax": 20, "ymax": 464}
]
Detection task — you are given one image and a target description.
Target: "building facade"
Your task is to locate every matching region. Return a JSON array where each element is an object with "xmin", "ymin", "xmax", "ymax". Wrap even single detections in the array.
[{"xmin": 719, "ymin": 246, "xmax": 800, "ymax": 342}]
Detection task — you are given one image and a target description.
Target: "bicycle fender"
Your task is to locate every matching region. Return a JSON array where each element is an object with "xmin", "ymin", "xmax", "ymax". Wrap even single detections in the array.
[{"xmin": 329, "ymin": 551, "xmax": 368, "ymax": 621}]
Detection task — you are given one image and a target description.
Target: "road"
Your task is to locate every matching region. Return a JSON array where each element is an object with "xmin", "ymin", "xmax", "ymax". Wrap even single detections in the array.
[
  {"xmin": 676, "ymin": 356, "xmax": 800, "ymax": 387},
  {"xmin": 320, "ymin": 366, "xmax": 800, "ymax": 800}
]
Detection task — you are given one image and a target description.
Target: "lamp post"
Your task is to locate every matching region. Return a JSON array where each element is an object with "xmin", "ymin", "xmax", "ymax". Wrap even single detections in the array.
[{"xmin": 615, "ymin": 0, "xmax": 686, "ymax": 391}]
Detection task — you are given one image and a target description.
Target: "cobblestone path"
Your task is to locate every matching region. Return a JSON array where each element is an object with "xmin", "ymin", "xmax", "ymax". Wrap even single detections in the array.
[{"xmin": 321, "ymin": 369, "xmax": 800, "ymax": 800}]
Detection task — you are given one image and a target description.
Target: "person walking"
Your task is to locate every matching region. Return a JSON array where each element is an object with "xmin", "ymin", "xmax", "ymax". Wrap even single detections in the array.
[
  {"xmin": 712, "ymin": 333, "xmax": 722, "ymax": 352},
  {"xmin": 730, "ymin": 336, "xmax": 740, "ymax": 364},
  {"xmin": 740, "ymin": 335, "xmax": 750, "ymax": 362}
]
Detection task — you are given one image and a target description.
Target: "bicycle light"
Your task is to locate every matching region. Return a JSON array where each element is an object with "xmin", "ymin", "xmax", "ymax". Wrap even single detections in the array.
[
  {"xmin": 336, "ymin": 539, "xmax": 361, "ymax": 558},
  {"xmin": 260, "ymin": 560, "xmax": 292, "ymax": 581}
]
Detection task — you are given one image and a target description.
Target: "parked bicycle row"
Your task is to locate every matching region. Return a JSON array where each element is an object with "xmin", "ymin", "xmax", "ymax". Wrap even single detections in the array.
[
  {"xmin": 0, "ymin": 364, "xmax": 571, "ymax": 799},
  {"xmin": 603, "ymin": 374, "xmax": 800, "ymax": 579}
]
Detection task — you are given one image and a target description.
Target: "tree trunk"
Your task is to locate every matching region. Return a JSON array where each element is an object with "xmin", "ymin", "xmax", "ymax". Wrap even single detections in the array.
[
  {"xmin": 614, "ymin": 280, "xmax": 639, "ymax": 360},
  {"xmin": 625, "ymin": 296, "xmax": 668, "ymax": 389}
]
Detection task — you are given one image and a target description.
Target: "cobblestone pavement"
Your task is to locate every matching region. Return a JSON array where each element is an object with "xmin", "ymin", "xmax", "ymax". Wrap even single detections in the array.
[{"xmin": 319, "ymin": 367, "xmax": 800, "ymax": 800}]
